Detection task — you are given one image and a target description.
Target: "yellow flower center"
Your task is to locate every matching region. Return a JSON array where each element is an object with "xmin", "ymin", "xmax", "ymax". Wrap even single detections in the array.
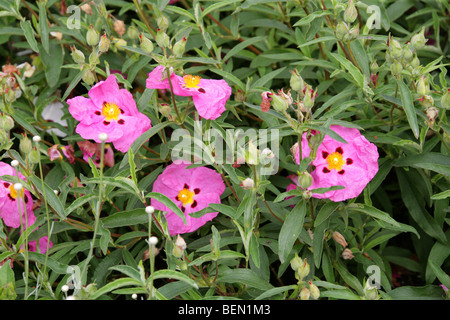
[
  {"xmin": 9, "ymin": 185, "xmax": 23, "ymax": 199},
  {"xmin": 183, "ymin": 75, "xmax": 201, "ymax": 89},
  {"xmin": 177, "ymin": 188, "xmax": 194, "ymax": 206},
  {"xmin": 326, "ymin": 152, "xmax": 345, "ymax": 171},
  {"xmin": 102, "ymin": 102, "xmax": 121, "ymax": 121}
]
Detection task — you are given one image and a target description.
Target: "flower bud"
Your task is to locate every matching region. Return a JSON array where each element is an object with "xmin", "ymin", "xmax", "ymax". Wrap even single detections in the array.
[
  {"xmin": 127, "ymin": 26, "xmax": 139, "ymax": 40},
  {"xmin": 139, "ymin": 33, "xmax": 154, "ymax": 54},
  {"xmin": 290, "ymin": 253, "xmax": 303, "ymax": 271},
  {"xmin": 419, "ymin": 95, "xmax": 434, "ymax": 109},
  {"xmin": 302, "ymin": 189, "xmax": 312, "ymax": 200},
  {"xmin": 19, "ymin": 136, "xmax": 32, "ymax": 154},
  {"xmin": 114, "ymin": 38, "xmax": 127, "ymax": 51},
  {"xmin": 370, "ymin": 60, "xmax": 379, "ymax": 73},
  {"xmin": 440, "ymin": 89, "xmax": 450, "ymax": 109},
  {"xmin": 416, "ymin": 76, "xmax": 429, "ymax": 97},
  {"xmin": 261, "ymin": 148, "xmax": 275, "ymax": 159},
  {"xmin": 113, "ymin": 20, "xmax": 126, "ymax": 37},
  {"xmin": 80, "ymin": 3, "xmax": 93, "ymax": 15},
  {"xmin": 82, "ymin": 69, "xmax": 95, "ymax": 86},
  {"xmin": 402, "ymin": 44, "xmax": 414, "ymax": 63},
  {"xmin": 28, "ymin": 148, "xmax": 40, "ymax": 164},
  {"xmin": 345, "ymin": 24, "xmax": 360, "ymax": 42},
  {"xmin": 332, "ymin": 231, "xmax": 348, "ymax": 248},
  {"xmin": 410, "ymin": 55, "xmax": 420, "ymax": 69},
  {"xmin": 98, "ymin": 33, "xmax": 111, "ymax": 53},
  {"xmin": 298, "ymin": 171, "xmax": 313, "ymax": 189},
  {"xmin": 364, "ymin": 282, "xmax": 379, "ymax": 300},
  {"xmin": 297, "ymin": 258, "xmax": 310, "ymax": 280},
  {"xmin": 335, "ymin": 21, "xmax": 349, "ymax": 41},
  {"xmin": 271, "ymin": 93, "xmax": 288, "ymax": 112},
  {"xmin": 309, "ymin": 281, "xmax": 320, "ymax": 300},
  {"xmin": 86, "ymin": 25, "xmax": 99, "ymax": 46},
  {"xmin": 290, "ymin": 69, "xmax": 305, "ymax": 92},
  {"xmin": 173, "ymin": 235, "xmax": 187, "ymax": 258},
  {"xmin": 240, "ymin": 177, "xmax": 254, "ymax": 190},
  {"xmin": 303, "ymin": 86, "xmax": 316, "ymax": 110},
  {"xmin": 426, "ymin": 107, "xmax": 438, "ymax": 124},
  {"xmin": 159, "ymin": 103, "xmax": 172, "ymax": 117},
  {"xmin": 71, "ymin": 46, "xmax": 85, "ymax": 64},
  {"xmin": 390, "ymin": 61, "xmax": 403, "ymax": 79},
  {"xmin": 389, "ymin": 38, "xmax": 403, "ymax": 60},
  {"xmin": 300, "ymin": 287, "xmax": 310, "ymax": 300},
  {"xmin": 157, "ymin": 15, "xmax": 170, "ymax": 31},
  {"xmin": 145, "ymin": 206, "xmax": 155, "ymax": 215},
  {"xmin": 260, "ymin": 91, "xmax": 272, "ymax": 112},
  {"xmin": 155, "ymin": 29, "xmax": 170, "ymax": 48},
  {"xmin": 410, "ymin": 27, "xmax": 427, "ymax": 50},
  {"xmin": 245, "ymin": 140, "xmax": 259, "ymax": 165},
  {"xmin": 342, "ymin": 248, "xmax": 354, "ymax": 260},
  {"xmin": 343, "ymin": 0, "xmax": 358, "ymax": 23},
  {"xmin": 2, "ymin": 115, "xmax": 14, "ymax": 131},
  {"xmin": 173, "ymin": 37, "xmax": 187, "ymax": 57}
]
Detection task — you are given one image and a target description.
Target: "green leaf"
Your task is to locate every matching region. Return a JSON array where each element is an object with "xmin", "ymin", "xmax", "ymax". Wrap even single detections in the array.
[
  {"xmin": 148, "ymin": 270, "xmax": 198, "ymax": 289},
  {"xmin": 38, "ymin": 40, "xmax": 63, "ymax": 88},
  {"xmin": 201, "ymin": 0, "xmax": 242, "ymax": 19},
  {"xmin": 278, "ymin": 200, "xmax": 306, "ymax": 263},
  {"xmin": 223, "ymin": 36, "xmax": 265, "ymax": 62},
  {"xmin": 146, "ymin": 192, "xmax": 187, "ymax": 225},
  {"xmin": 394, "ymin": 153, "xmax": 450, "ymax": 176},
  {"xmin": 218, "ymin": 268, "xmax": 273, "ymax": 291},
  {"xmin": 347, "ymin": 203, "xmax": 401, "ymax": 228},
  {"xmin": 335, "ymin": 262, "xmax": 364, "ymax": 296},
  {"xmin": 65, "ymin": 194, "xmax": 98, "ymax": 216},
  {"xmin": 101, "ymin": 209, "xmax": 148, "ymax": 228},
  {"xmin": 28, "ymin": 175, "xmax": 66, "ymax": 219},
  {"xmin": 37, "ymin": 0, "xmax": 49, "ymax": 54},
  {"xmin": 329, "ymin": 52, "xmax": 364, "ymax": 89},
  {"xmin": 314, "ymin": 201, "xmax": 339, "ymax": 227},
  {"xmin": 20, "ymin": 20, "xmax": 39, "ymax": 53},
  {"xmin": 396, "ymin": 79, "xmax": 420, "ymax": 139},
  {"xmin": 62, "ymin": 68, "xmax": 85, "ymax": 100},
  {"xmin": 188, "ymin": 250, "xmax": 245, "ymax": 266},
  {"xmin": 387, "ymin": 285, "xmax": 445, "ymax": 300},
  {"xmin": 89, "ymin": 278, "xmax": 144, "ymax": 300},
  {"xmin": 254, "ymin": 285, "xmax": 297, "ymax": 300},
  {"xmin": 431, "ymin": 190, "xmax": 450, "ymax": 200}
]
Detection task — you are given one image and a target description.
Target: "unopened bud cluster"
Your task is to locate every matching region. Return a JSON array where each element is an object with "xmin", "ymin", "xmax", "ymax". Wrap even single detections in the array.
[
  {"xmin": 290, "ymin": 253, "xmax": 320, "ymax": 300},
  {"xmin": 335, "ymin": 1, "xmax": 359, "ymax": 43}
]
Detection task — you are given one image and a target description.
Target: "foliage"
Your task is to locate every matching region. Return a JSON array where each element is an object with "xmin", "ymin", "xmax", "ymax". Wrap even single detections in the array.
[{"xmin": 0, "ymin": 0, "xmax": 449, "ymax": 300}]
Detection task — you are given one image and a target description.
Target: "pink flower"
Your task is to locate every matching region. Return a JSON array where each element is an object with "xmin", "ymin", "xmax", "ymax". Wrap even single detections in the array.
[
  {"xmin": 295, "ymin": 125, "xmax": 379, "ymax": 202},
  {"xmin": 146, "ymin": 65, "xmax": 232, "ymax": 120},
  {"xmin": 151, "ymin": 161, "xmax": 225, "ymax": 236},
  {"xmin": 67, "ymin": 74, "xmax": 152, "ymax": 152},
  {"xmin": 77, "ymin": 140, "xmax": 115, "ymax": 168},
  {"xmin": 27, "ymin": 236, "xmax": 53, "ymax": 254},
  {"xmin": 0, "ymin": 162, "xmax": 35, "ymax": 229},
  {"xmin": 47, "ymin": 144, "xmax": 75, "ymax": 164}
]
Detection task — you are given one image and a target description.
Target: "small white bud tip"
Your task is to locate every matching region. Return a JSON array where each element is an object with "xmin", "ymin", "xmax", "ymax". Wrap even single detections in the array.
[
  {"xmin": 11, "ymin": 160, "xmax": 19, "ymax": 167},
  {"xmin": 98, "ymin": 133, "xmax": 108, "ymax": 142},
  {"xmin": 32, "ymin": 136, "xmax": 41, "ymax": 142},
  {"xmin": 61, "ymin": 285, "xmax": 69, "ymax": 293},
  {"xmin": 65, "ymin": 295, "xmax": 76, "ymax": 300},
  {"xmin": 145, "ymin": 206, "xmax": 155, "ymax": 215},
  {"xmin": 131, "ymin": 293, "xmax": 138, "ymax": 300},
  {"xmin": 13, "ymin": 183, "xmax": 23, "ymax": 191},
  {"xmin": 149, "ymin": 236, "xmax": 158, "ymax": 246},
  {"xmin": 54, "ymin": 190, "xmax": 59, "ymax": 195}
]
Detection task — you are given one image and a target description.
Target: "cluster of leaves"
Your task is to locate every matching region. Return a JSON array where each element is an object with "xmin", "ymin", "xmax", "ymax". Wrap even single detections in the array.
[{"xmin": 0, "ymin": 0, "xmax": 449, "ymax": 300}]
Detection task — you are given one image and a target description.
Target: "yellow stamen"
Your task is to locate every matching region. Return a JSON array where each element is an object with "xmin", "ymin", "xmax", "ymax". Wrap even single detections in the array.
[
  {"xmin": 9, "ymin": 185, "xmax": 23, "ymax": 199},
  {"xmin": 183, "ymin": 75, "xmax": 201, "ymax": 89},
  {"xmin": 177, "ymin": 188, "xmax": 194, "ymax": 206},
  {"xmin": 102, "ymin": 102, "xmax": 121, "ymax": 121},
  {"xmin": 326, "ymin": 152, "xmax": 345, "ymax": 171}
]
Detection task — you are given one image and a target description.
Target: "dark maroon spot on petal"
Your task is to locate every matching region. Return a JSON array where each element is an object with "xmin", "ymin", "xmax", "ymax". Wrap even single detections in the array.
[
  {"xmin": 103, "ymin": 121, "xmax": 110, "ymax": 126},
  {"xmin": 175, "ymin": 195, "xmax": 179, "ymax": 201},
  {"xmin": 336, "ymin": 147, "xmax": 343, "ymax": 154},
  {"xmin": 346, "ymin": 158, "xmax": 353, "ymax": 165},
  {"xmin": 8, "ymin": 194, "xmax": 15, "ymax": 201},
  {"xmin": 3, "ymin": 182, "xmax": 10, "ymax": 188},
  {"xmin": 103, "ymin": 101, "xmax": 107, "ymax": 106},
  {"xmin": 118, "ymin": 119, "xmax": 125, "ymax": 125},
  {"xmin": 323, "ymin": 167, "xmax": 330, "ymax": 173},
  {"xmin": 95, "ymin": 159, "xmax": 100, "ymax": 164},
  {"xmin": 181, "ymin": 206, "xmax": 186, "ymax": 213},
  {"xmin": 198, "ymin": 88, "xmax": 206, "ymax": 93},
  {"xmin": 95, "ymin": 111, "xmax": 101, "ymax": 115},
  {"xmin": 183, "ymin": 183, "xmax": 189, "ymax": 189},
  {"xmin": 194, "ymin": 188, "xmax": 200, "ymax": 194},
  {"xmin": 322, "ymin": 151, "xmax": 329, "ymax": 159},
  {"xmin": 24, "ymin": 195, "xmax": 28, "ymax": 203},
  {"xmin": 338, "ymin": 170, "xmax": 345, "ymax": 175},
  {"xmin": 191, "ymin": 200, "xmax": 198, "ymax": 208},
  {"xmin": 120, "ymin": 108, "xmax": 124, "ymax": 114}
]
